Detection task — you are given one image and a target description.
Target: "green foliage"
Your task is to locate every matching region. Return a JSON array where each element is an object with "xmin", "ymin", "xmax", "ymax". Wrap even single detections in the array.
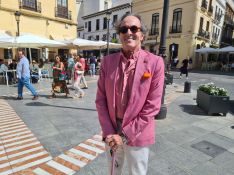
[
  {"xmin": 111, "ymin": 38, "xmax": 118, "ymax": 43},
  {"xmin": 198, "ymin": 83, "xmax": 228, "ymax": 96}
]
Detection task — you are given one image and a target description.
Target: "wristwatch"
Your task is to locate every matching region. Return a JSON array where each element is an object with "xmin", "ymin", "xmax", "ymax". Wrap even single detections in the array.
[{"xmin": 119, "ymin": 133, "xmax": 128, "ymax": 144}]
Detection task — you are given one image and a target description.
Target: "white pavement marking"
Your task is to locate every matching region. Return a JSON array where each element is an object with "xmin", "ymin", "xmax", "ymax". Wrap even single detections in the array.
[
  {"xmin": 0, "ymin": 151, "xmax": 48, "ymax": 169},
  {"xmin": 0, "ymin": 125, "xmax": 26, "ymax": 132},
  {"xmin": 2, "ymin": 133, "xmax": 33, "ymax": 143},
  {"xmin": 69, "ymin": 148, "xmax": 96, "ymax": 160},
  {"xmin": 3, "ymin": 137, "xmax": 36, "ymax": 148},
  {"xmin": 46, "ymin": 160, "xmax": 75, "ymax": 174},
  {"xmin": 79, "ymin": 143, "xmax": 104, "ymax": 154},
  {"xmin": 7, "ymin": 146, "xmax": 44, "ymax": 159},
  {"xmin": 86, "ymin": 139, "xmax": 105, "ymax": 147},
  {"xmin": 59, "ymin": 154, "xmax": 86, "ymax": 167},
  {"xmin": 0, "ymin": 128, "xmax": 29, "ymax": 136},
  {"xmin": 33, "ymin": 167, "xmax": 52, "ymax": 175},
  {"xmin": 1, "ymin": 130, "xmax": 31, "ymax": 139},
  {"xmin": 4, "ymin": 141, "xmax": 40, "ymax": 153},
  {"xmin": 11, "ymin": 156, "xmax": 52, "ymax": 174}
]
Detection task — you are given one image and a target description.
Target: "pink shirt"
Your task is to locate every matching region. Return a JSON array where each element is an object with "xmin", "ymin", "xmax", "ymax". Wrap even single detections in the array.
[{"xmin": 115, "ymin": 51, "xmax": 139, "ymax": 119}]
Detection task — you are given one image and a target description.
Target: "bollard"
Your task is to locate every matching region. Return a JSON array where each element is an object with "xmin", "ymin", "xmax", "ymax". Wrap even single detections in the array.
[{"xmin": 184, "ymin": 81, "xmax": 191, "ymax": 93}]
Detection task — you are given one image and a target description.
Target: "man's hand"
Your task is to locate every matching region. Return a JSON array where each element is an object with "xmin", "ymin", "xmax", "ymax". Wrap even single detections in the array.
[{"xmin": 105, "ymin": 134, "xmax": 123, "ymax": 152}]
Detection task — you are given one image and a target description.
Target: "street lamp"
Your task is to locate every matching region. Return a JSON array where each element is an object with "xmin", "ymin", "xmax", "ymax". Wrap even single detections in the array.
[
  {"xmin": 106, "ymin": 10, "xmax": 112, "ymax": 55},
  {"xmin": 14, "ymin": 11, "xmax": 21, "ymax": 36},
  {"xmin": 155, "ymin": 0, "xmax": 169, "ymax": 120}
]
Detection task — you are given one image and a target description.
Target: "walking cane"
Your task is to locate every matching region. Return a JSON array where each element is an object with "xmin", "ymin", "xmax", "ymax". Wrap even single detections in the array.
[{"xmin": 110, "ymin": 149, "xmax": 116, "ymax": 175}]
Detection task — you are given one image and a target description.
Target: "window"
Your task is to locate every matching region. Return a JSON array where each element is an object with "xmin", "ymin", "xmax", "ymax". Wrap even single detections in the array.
[
  {"xmin": 88, "ymin": 21, "xmax": 91, "ymax": 32},
  {"xmin": 126, "ymin": 11, "xmax": 130, "ymax": 15},
  {"xmin": 56, "ymin": 0, "xmax": 70, "ymax": 19},
  {"xmin": 206, "ymin": 21, "xmax": 209, "ymax": 31},
  {"xmin": 88, "ymin": 36, "xmax": 92, "ymax": 40},
  {"xmin": 96, "ymin": 35, "xmax": 99, "ymax": 41},
  {"xmin": 96, "ymin": 19, "xmax": 100, "ymax": 30},
  {"xmin": 150, "ymin": 13, "xmax": 159, "ymax": 35},
  {"xmin": 113, "ymin": 33, "xmax": 117, "ymax": 39},
  {"xmin": 102, "ymin": 34, "xmax": 107, "ymax": 41},
  {"xmin": 57, "ymin": 0, "xmax": 67, "ymax": 7},
  {"xmin": 20, "ymin": 0, "xmax": 41, "ymax": 12},
  {"xmin": 199, "ymin": 17, "xmax": 204, "ymax": 31},
  {"xmin": 104, "ymin": 1, "xmax": 108, "ymax": 10},
  {"xmin": 85, "ymin": 22, "xmax": 87, "ymax": 28},
  {"xmin": 103, "ymin": 17, "xmax": 107, "ymax": 29},
  {"xmin": 113, "ymin": 15, "xmax": 118, "ymax": 26},
  {"xmin": 171, "ymin": 8, "xmax": 182, "ymax": 33}
]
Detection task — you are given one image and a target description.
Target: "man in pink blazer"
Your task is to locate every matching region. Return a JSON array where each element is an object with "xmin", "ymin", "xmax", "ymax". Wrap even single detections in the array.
[{"xmin": 96, "ymin": 13, "xmax": 165, "ymax": 175}]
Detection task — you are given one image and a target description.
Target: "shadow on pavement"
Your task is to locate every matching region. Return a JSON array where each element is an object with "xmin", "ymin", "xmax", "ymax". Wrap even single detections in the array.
[
  {"xmin": 26, "ymin": 101, "xmax": 96, "ymax": 111},
  {"xmin": 229, "ymin": 100, "xmax": 234, "ymax": 115}
]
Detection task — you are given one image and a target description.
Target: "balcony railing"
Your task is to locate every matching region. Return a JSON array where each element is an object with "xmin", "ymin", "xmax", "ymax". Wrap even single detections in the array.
[
  {"xmin": 201, "ymin": 0, "xmax": 208, "ymax": 11},
  {"xmin": 149, "ymin": 27, "xmax": 159, "ymax": 36},
  {"xmin": 169, "ymin": 25, "xmax": 182, "ymax": 33},
  {"xmin": 212, "ymin": 33, "xmax": 218, "ymax": 41},
  {"xmin": 198, "ymin": 29, "xmax": 210, "ymax": 39},
  {"xmin": 55, "ymin": 6, "xmax": 71, "ymax": 20},
  {"xmin": 19, "ymin": 0, "xmax": 41, "ymax": 13},
  {"xmin": 215, "ymin": 13, "xmax": 222, "ymax": 23}
]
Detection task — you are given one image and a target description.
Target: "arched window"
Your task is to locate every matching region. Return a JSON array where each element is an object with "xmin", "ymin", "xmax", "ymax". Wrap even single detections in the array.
[
  {"xmin": 150, "ymin": 13, "xmax": 159, "ymax": 35},
  {"xmin": 170, "ymin": 8, "xmax": 182, "ymax": 33}
]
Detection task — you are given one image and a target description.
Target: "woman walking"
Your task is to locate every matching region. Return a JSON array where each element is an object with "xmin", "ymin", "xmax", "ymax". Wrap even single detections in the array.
[{"xmin": 73, "ymin": 56, "xmax": 85, "ymax": 98}]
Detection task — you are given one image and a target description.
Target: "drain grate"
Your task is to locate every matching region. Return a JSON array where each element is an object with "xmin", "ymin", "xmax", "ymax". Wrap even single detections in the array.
[{"xmin": 191, "ymin": 140, "xmax": 227, "ymax": 158}]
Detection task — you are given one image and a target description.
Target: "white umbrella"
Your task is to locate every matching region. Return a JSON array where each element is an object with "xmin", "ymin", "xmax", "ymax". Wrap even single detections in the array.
[
  {"xmin": 0, "ymin": 34, "xmax": 65, "ymax": 48},
  {"xmin": 96, "ymin": 40, "xmax": 122, "ymax": 49},
  {"xmin": 0, "ymin": 34, "xmax": 65, "ymax": 63},
  {"xmin": 195, "ymin": 47, "xmax": 218, "ymax": 53},
  {"xmin": 218, "ymin": 46, "xmax": 234, "ymax": 52}
]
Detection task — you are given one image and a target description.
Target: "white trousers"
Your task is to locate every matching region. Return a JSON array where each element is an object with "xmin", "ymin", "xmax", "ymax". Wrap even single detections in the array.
[
  {"xmin": 74, "ymin": 76, "xmax": 84, "ymax": 96},
  {"xmin": 80, "ymin": 72, "xmax": 88, "ymax": 87},
  {"xmin": 106, "ymin": 145, "xmax": 149, "ymax": 175}
]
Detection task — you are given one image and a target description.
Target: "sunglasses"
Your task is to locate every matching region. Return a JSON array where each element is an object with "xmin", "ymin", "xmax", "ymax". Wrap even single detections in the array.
[{"xmin": 119, "ymin": 25, "xmax": 141, "ymax": 34}]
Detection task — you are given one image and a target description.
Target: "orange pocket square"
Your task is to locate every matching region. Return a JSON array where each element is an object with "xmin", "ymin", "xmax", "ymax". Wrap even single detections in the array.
[{"xmin": 143, "ymin": 72, "xmax": 151, "ymax": 78}]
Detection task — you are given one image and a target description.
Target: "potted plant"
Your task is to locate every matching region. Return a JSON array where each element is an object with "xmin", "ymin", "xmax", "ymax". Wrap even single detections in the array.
[{"xmin": 197, "ymin": 83, "xmax": 229, "ymax": 116}]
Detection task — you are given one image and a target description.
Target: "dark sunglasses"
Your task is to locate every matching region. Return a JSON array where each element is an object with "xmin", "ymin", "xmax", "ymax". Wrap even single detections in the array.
[{"xmin": 119, "ymin": 25, "xmax": 141, "ymax": 34}]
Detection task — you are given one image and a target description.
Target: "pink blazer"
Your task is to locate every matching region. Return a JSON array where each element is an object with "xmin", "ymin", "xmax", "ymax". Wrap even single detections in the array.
[{"xmin": 96, "ymin": 50, "xmax": 165, "ymax": 146}]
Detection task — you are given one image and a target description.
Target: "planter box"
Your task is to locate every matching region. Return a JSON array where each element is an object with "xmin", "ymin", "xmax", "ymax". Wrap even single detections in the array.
[{"xmin": 196, "ymin": 90, "xmax": 229, "ymax": 116}]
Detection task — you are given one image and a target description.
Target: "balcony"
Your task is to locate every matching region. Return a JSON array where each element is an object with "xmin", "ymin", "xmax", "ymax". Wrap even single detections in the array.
[
  {"xmin": 225, "ymin": 15, "xmax": 234, "ymax": 27},
  {"xmin": 19, "ymin": 0, "xmax": 41, "ymax": 13},
  {"xmin": 207, "ymin": 6, "xmax": 213, "ymax": 16},
  {"xmin": 169, "ymin": 25, "xmax": 182, "ymax": 34},
  {"xmin": 149, "ymin": 28, "xmax": 159, "ymax": 36},
  {"xmin": 201, "ymin": 0, "xmax": 208, "ymax": 12},
  {"xmin": 212, "ymin": 33, "xmax": 219, "ymax": 42},
  {"xmin": 55, "ymin": 6, "xmax": 71, "ymax": 20},
  {"xmin": 198, "ymin": 29, "xmax": 210, "ymax": 39}
]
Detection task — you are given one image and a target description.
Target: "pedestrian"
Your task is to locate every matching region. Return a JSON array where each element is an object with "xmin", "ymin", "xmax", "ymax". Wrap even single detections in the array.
[
  {"xmin": 73, "ymin": 55, "xmax": 85, "ymax": 98},
  {"xmin": 95, "ymin": 13, "xmax": 165, "ymax": 175},
  {"xmin": 180, "ymin": 57, "xmax": 189, "ymax": 79},
  {"xmin": 79, "ymin": 55, "xmax": 88, "ymax": 89},
  {"xmin": 16, "ymin": 50, "xmax": 38, "ymax": 100},
  {"xmin": 67, "ymin": 53, "xmax": 75, "ymax": 85},
  {"xmin": 89, "ymin": 53, "xmax": 96, "ymax": 77}
]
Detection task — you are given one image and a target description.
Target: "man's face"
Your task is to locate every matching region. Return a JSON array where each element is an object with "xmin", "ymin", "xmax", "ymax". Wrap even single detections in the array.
[
  {"xmin": 119, "ymin": 16, "xmax": 144, "ymax": 52},
  {"xmin": 18, "ymin": 51, "xmax": 23, "ymax": 59}
]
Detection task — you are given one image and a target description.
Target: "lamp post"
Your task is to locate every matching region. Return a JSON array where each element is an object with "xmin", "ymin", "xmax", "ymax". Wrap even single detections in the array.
[
  {"xmin": 106, "ymin": 10, "xmax": 112, "ymax": 55},
  {"xmin": 14, "ymin": 11, "xmax": 21, "ymax": 36},
  {"xmin": 155, "ymin": 0, "xmax": 169, "ymax": 120}
]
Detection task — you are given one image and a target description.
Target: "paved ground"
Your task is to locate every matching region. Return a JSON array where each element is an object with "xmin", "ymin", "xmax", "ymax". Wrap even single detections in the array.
[{"xmin": 0, "ymin": 71, "xmax": 233, "ymax": 175}]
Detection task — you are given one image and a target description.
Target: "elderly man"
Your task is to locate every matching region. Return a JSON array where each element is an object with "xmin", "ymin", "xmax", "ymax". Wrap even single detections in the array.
[
  {"xmin": 16, "ymin": 50, "xmax": 38, "ymax": 100},
  {"xmin": 95, "ymin": 13, "xmax": 165, "ymax": 175}
]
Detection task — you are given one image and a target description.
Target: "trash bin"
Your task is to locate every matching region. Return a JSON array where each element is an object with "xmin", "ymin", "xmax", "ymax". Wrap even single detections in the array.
[{"xmin": 184, "ymin": 81, "xmax": 191, "ymax": 93}]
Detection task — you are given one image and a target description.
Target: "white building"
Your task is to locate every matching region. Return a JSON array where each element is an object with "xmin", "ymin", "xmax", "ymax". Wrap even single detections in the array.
[
  {"xmin": 77, "ymin": 0, "xmax": 132, "ymax": 43},
  {"xmin": 211, "ymin": 0, "xmax": 226, "ymax": 46}
]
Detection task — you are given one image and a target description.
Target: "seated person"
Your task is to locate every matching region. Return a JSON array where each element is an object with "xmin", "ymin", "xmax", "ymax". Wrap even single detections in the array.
[
  {"xmin": 8, "ymin": 59, "xmax": 17, "ymax": 70},
  {"xmin": 0, "ymin": 59, "xmax": 13, "ymax": 84}
]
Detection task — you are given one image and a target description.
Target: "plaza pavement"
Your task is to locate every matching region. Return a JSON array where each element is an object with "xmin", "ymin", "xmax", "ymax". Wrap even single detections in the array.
[{"xmin": 0, "ymin": 73, "xmax": 233, "ymax": 175}]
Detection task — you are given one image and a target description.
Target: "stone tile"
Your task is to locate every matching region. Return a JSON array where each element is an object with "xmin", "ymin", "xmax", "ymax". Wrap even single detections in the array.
[
  {"xmin": 160, "ymin": 125, "xmax": 209, "ymax": 146},
  {"xmin": 190, "ymin": 161, "xmax": 234, "ymax": 175},
  {"xmin": 158, "ymin": 145, "xmax": 209, "ymax": 171},
  {"xmin": 192, "ymin": 119, "xmax": 226, "ymax": 132},
  {"xmin": 211, "ymin": 152, "xmax": 234, "ymax": 173},
  {"xmin": 191, "ymin": 140, "xmax": 227, "ymax": 158},
  {"xmin": 228, "ymin": 147, "xmax": 234, "ymax": 154},
  {"xmin": 215, "ymin": 125, "xmax": 234, "ymax": 140}
]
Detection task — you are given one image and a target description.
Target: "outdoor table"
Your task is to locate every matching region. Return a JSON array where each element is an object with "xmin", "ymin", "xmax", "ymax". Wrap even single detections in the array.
[{"xmin": 5, "ymin": 69, "xmax": 16, "ymax": 86}]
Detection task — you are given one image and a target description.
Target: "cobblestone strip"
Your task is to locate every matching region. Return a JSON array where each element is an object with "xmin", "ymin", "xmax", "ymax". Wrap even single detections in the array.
[{"xmin": 0, "ymin": 100, "xmax": 52, "ymax": 175}]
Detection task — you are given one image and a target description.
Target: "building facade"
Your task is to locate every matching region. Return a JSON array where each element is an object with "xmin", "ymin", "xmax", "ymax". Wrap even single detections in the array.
[
  {"xmin": 132, "ymin": 0, "xmax": 234, "ymax": 68},
  {"xmin": 0, "ymin": 0, "xmax": 77, "ymax": 61}
]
